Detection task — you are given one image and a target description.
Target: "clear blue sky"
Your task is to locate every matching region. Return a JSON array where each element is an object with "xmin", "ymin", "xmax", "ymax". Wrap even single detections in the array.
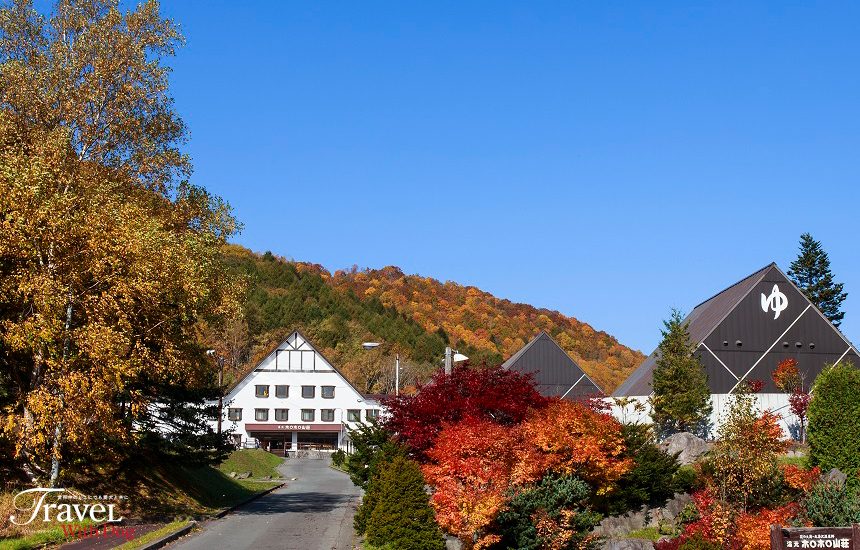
[{"xmin": 160, "ymin": 1, "xmax": 859, "ymax": 353}]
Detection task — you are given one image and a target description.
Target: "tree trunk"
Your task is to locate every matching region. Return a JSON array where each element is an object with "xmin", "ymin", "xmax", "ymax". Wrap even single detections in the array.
[
  {"xmin": 48, "ymin": 298, "xmax": 74, "ymax": 487},
  {"xmin": 49, "ymin": 419, "xmax": 63, "ymax": 487}
]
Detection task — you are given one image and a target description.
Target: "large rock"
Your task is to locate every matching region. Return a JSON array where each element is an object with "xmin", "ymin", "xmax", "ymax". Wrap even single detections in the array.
[
  {"xmin": 659, "ymin": 432, "xmax": 709, "ymax": 465},
  {"xmin": 825, "ymin": 468, "xmax": 848, "ymax": 487},
  {"xmin": 601, "ymin": 539, "xmax": 655, "ymax": 550},
  {"xmin": 594, "ymin": 493, "xmax": 692, "ymax": 537},
  {"xmin": 445, "ymin": 535, "xmax": 462, "ymax": 550}
]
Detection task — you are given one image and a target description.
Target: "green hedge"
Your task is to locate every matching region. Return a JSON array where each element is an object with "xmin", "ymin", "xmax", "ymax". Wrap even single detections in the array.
[
  {"xmin": 356, "ymin": 454, "xmax": 444, "ymax": 550},
  {"xmin": 808, "ymin": 362, "xmax": 860, "ymax": 476}
]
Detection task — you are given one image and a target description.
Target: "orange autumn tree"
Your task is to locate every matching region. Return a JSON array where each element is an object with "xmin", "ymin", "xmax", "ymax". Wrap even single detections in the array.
[
  {"xmin": 710, "ymin": 391, "xmax": 790, "ymax": 510},
  {"xmin": 423, "ymin": 399, "xmax": 632, "ymax": 549},
  {"xmin": 516, "ymin": 400, "xmax": 632, "ymax": 494},
  {"xmin": 423, "ymin": 417, "xmax": 524, "ymax": 549}
]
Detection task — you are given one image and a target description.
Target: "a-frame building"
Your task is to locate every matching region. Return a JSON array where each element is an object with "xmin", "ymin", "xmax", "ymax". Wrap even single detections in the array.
[
  {"xmin": 613, "ymin": 263, "xmax": 859, "ymax": 433},
  {"xmin": 502, "ymin": 331, "xmax": 604, "ymax": 399},
  {"xmin": 217, "ymin": 330, "xmax": 383, "ymax": 454}
]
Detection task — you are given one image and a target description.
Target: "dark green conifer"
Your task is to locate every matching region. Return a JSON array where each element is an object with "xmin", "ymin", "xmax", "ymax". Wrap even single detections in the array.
[
  {"xmin": 788, "ymin": 233, "xmax": 848, "ymax": 327},
  {"xmin": 648, "ymin": 310, "xmax": 712, "ymax": 438},
  {"xmin": 360, "ymin": 454, "xmax": 445, "ymax": 550}
]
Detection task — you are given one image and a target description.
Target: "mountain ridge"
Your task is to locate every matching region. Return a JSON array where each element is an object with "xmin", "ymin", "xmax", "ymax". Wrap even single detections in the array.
[{"xmin": 225, "ymin": 245, "xmax": 644, "ymax": 393}]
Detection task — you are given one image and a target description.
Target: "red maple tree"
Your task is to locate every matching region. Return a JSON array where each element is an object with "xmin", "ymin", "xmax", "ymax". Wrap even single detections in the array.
[{"xmin": 383, "ymin": 365, "xmax": 548, "ymax": 456}]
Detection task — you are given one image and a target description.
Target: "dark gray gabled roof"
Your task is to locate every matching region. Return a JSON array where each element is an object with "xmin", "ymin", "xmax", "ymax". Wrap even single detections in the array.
[
  {"xmin": 613, "ymin": 264, "xmax": 773, "ymax": 396},
  {"xmin": 613, "ymin": 262, "xmax": 860, "ymax": 396},
  {"xmin": 502, "ymin": 331, "xmax": 603, "ymax": 399}
]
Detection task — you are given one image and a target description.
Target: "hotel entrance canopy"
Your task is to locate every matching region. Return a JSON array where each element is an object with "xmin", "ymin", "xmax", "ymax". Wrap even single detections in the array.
[{"xmin": 245, "ymin": 423, "xmax": 343, "ymax": 432}]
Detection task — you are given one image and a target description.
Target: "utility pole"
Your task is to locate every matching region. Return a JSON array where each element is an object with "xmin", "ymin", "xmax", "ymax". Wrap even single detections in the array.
[{"xmin": 444, "ymin": 346, "xmax": 453, "ymax": 375}]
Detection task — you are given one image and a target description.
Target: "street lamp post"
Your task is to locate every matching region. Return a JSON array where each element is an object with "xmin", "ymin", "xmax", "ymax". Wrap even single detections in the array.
[
  {"xmin": 362, "ymin": 342, "xmax": 401, "ymax": 396},
  {"xmin": 444, "ymin": 346, "xmax": 469, "ymax": 375}
]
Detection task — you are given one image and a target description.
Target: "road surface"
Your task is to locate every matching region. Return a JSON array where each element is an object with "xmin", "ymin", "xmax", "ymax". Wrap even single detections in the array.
[{"xmin": 171, "ymin": 456, "xmax": 361, "ymax": 550}]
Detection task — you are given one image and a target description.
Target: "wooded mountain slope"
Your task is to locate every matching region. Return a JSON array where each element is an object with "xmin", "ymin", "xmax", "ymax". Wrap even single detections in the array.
[
  {"xmin": 225, "ymin": 246, "xmax": 644, "ymax": 393},
  {"xmin": 330, "ymin": 266, "xmax": 644, "ymax": 392}
]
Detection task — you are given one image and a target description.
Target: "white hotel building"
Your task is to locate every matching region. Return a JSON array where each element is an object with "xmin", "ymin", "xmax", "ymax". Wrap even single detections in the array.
[{"xmin": 217, "ymin": 331, "xmax": 383, "ymax": 454}]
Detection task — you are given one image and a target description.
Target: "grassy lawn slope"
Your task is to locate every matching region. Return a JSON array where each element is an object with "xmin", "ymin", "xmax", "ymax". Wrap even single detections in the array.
[{"xmin": 218, "ymin": 449, "xmax": 283, "ymax": 479}]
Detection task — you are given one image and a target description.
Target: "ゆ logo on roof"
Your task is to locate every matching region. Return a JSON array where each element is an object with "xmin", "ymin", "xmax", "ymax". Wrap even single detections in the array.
[{"xmin": 761, "ymin": 284, "xmax": 788, "ymax": 320}]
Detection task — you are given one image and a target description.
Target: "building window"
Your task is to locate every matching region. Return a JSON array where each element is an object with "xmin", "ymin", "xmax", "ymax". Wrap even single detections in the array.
[
  {"xmin": 301, "ymin": 386, "xmax": 315, "ymax": 399},
  {"xmin": 255, "ymin": 385, "xmax": 269, "ymax": 398},
  {"xmin": 255, "ymin": 409, "xmax": 269, "ymax": 421},
  {"xmin": 275, "ymin": 385, "xmax": 288, "ymax": 398},
  {"xmin": 321, "ymin": 385, "xmax": 335, "ymax": 399},
  {"xmin": 321, "ymin": 409, "xmax": 335, "ymax": 422},
  {"xmin": 227, "ymin": 408, "xmax": 242, "ymax": 421},
  {"xmin": 366, "ymin": 409, "xmax": 380, "ymax": 421},
  {"xmin": 275, "ymin": 409, "xmax": 289, "ymax": 421},
  {"xmin": 301, "ymin": 409, "xmax": 315, "ymax": 422},
  {"xmin": 347, "ymin": 409, "xmax": 361, "ymax": 422}
]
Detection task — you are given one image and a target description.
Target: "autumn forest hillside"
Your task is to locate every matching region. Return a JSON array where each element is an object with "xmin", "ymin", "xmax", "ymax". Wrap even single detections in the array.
[{"xmin": 223, "ymin": 245, "xmax": 645, "ymax": 393}]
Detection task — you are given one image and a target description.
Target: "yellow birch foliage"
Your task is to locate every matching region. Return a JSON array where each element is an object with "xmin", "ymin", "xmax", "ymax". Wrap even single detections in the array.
[{"xmin": 0, "ymin": 0, "xmax": 242, "ymax": 479}]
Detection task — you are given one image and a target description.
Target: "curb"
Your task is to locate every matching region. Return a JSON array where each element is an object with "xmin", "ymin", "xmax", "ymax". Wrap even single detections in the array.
[
  {"xmin": 130, "ymin": 482, "xmax": 285, "ymax": 549},
  {"xmin": 134, "ymin": 521, "xmax": 196, "ymax": 550},
  {"xmin": 214, "ymin": 481, "xmax": 286, "ymax": 519}
]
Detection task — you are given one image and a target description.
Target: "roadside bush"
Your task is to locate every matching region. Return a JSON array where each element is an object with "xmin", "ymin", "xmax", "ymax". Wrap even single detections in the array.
[
  {"xmin": 807, "ymin": 362, "xmax": 860, "ymax": 477},
  {"xmin": 345, "ymin": 419, "xmax": 394, "ymax": 489},
  {"xmin": 362, "ymin": 454, "xmax": 445, "ymax": 550},
  {"xmin": 802, "ymin": 481, "xmax": 860, "ymax": 527},
  {"xmin": 496, "ymin": 473, "xmax": 601, "ymax": 550},
  {"xmin": 330, "ymin": 449, "xmax": 346, "ymax": 467},
  {"xmin": 353, "ymin": 443, "xmax": 409, "ymax": 535},
  {"xmin": 595, "ymin": 423, "xmax": 689, "ymax": 516}
]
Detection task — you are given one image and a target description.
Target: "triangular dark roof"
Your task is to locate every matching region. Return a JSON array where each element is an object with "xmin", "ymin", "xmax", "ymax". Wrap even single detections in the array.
[
  {"xmin": 502, "ymin": 331, "xmax": 603, "ymax": 399},
  {"xmin": 614, "ymin": 263, "xmax": 859, "ymax": 396}
]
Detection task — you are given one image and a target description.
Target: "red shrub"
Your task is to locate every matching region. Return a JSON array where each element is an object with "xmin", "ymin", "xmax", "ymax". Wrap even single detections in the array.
[{"xmin": 383, "ymin": 365, "xmax": 548, "ymax": 457}]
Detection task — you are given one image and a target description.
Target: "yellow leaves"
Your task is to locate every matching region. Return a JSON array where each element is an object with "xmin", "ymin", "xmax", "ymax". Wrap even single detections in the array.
[{"xmin": 0, "ymin": 116, "xmax": 240, "ymax": 478}]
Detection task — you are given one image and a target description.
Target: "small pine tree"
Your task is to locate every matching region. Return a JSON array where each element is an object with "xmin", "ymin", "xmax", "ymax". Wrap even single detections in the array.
[
  {"xmin": 363, "ymin": 455, "xmax": 446, "ymax": 550},
  {"xmin": 353, "ymin": 441, "xmax": 408, "ymax": 535},
  {"xmin": 788, "ymin": 233, "xmax": 848, "ymax": 327},
  {"xmin": 496, "ymin": 474, "xmax": 601, "ymax": 550},
  {"xmin": 649, "ymin": 310, "xmax": 712, "ymax": 438}
]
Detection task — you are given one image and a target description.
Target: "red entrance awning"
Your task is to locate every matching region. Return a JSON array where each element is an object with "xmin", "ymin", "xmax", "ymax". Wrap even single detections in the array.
[{"xmin": 245, "ymin": 423, "xmax": 342, "ymax": 433}]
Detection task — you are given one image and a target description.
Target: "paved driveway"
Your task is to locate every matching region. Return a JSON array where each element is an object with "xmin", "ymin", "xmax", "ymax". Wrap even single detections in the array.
[{"xmin": 171, "ymin": 456, "xmax": 361, "ymax": 550}]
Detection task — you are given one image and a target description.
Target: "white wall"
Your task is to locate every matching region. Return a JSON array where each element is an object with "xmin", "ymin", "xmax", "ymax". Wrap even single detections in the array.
[
  {"xmin": 212, "ymin": 333, "xmax": 383, "ymax": 451},
  {"xmin": 609, "ymin": 393, "xmax": 801, "ymax": 439}
]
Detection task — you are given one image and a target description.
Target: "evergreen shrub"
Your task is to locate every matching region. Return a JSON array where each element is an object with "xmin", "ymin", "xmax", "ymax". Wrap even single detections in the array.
[
  {"xmin": 802, "ymin": 481, "xmax": 860, "ymax": 527},
  {"xmin": 596, "ymin": 423, "xmax": 690, "ymax": 516},
  {"xmin": 359, "ymin": 454, "xmax": 445, "ymax": 550},
  {"xmin": 330, "ymin": 449, "xmax": 346, "ymax": 467},
  {"xmin": 807, "ymin": 362, "xmax": 860, "ymax": 477},
  {"xmin": 496, "ymin": 473, "xmax": 600, "ymax": 550}
]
